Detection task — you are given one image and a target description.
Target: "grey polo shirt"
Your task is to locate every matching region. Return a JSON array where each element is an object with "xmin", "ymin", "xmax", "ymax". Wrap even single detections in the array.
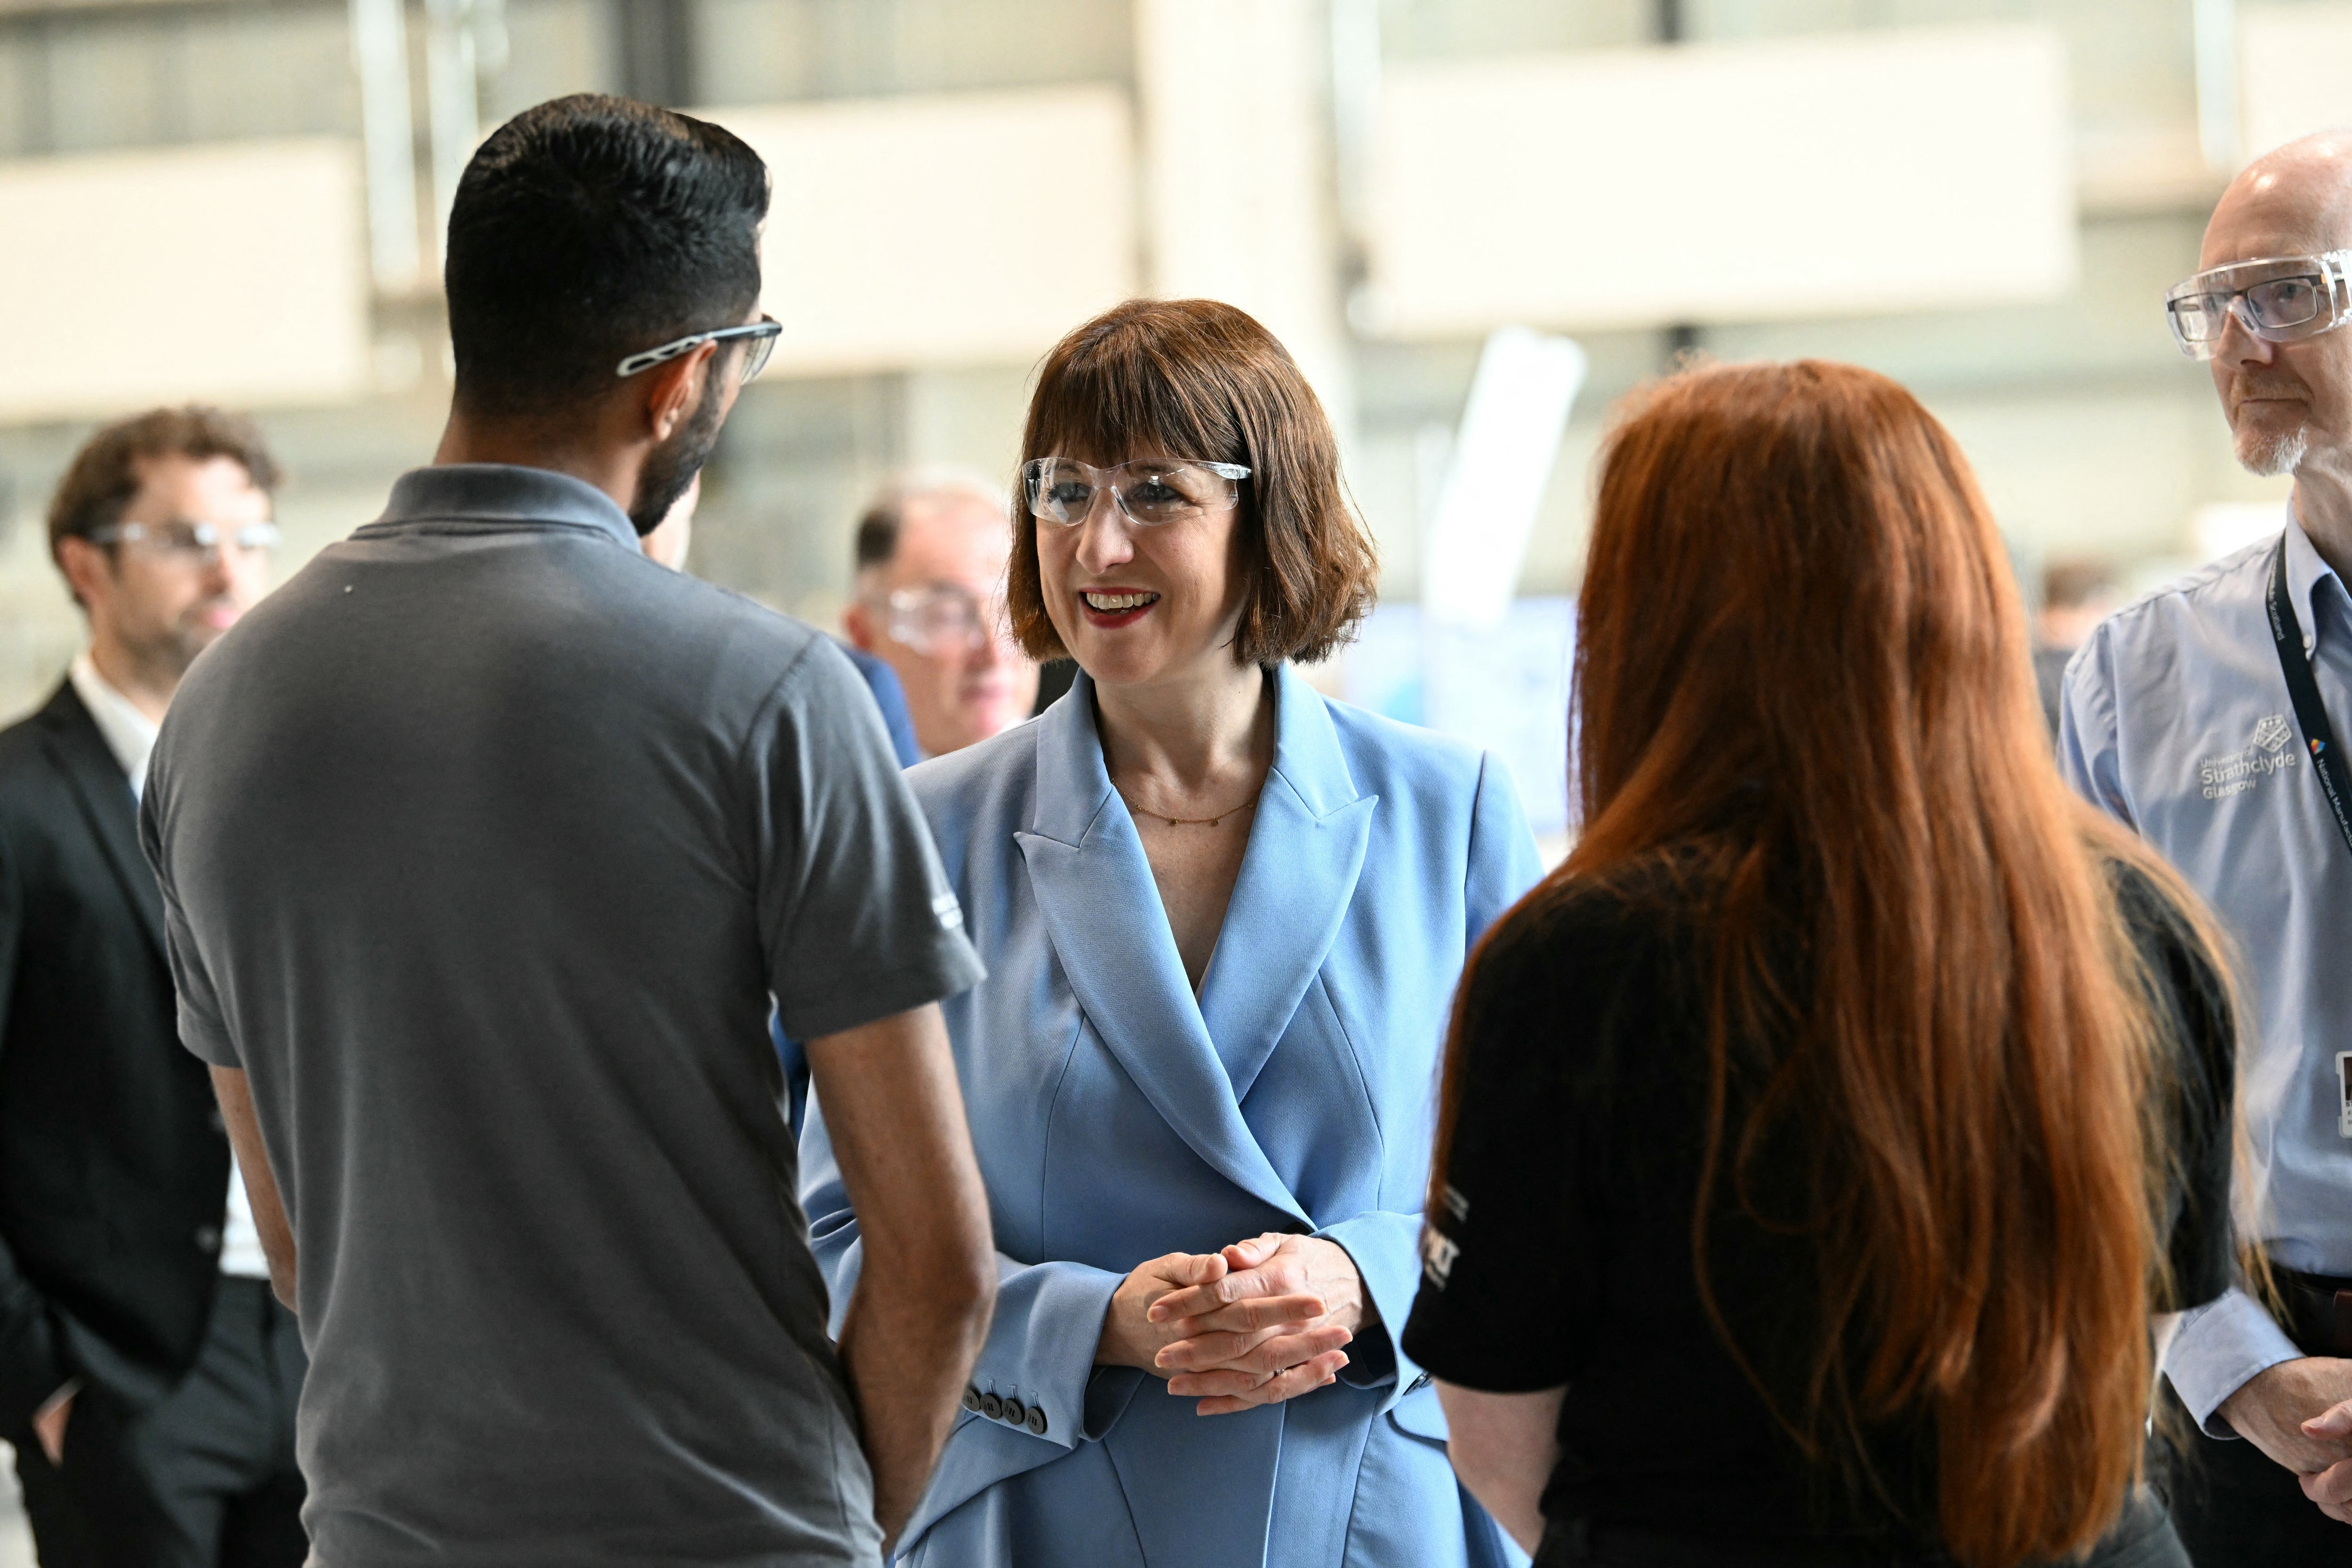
[{"xmin": 140, "ymin": 464, "xmax": 985, "ymax": 1568}]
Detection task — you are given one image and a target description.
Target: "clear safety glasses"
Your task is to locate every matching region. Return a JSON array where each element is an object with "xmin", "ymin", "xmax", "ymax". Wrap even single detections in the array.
[
  {"xmin": 1021, "ymin": 457, "xmax": 1250, "ymax": 528},
  {"xmin": 2165, "ymin": 251, "xmax": 2352, "ymax": 359},
  {"xmin": 87, "ymin": 519, "xmax": 282, "ymax": 564},
  {"xmin": 868, "ymin": 584, "xmax": 1010, "ymax": 656},
  {"xmin": 615, "ymin": 315, "xmax": 783, "ymax": 382}
]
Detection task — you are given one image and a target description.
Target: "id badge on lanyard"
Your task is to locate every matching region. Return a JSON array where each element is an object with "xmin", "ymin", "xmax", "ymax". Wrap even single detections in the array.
[{"xmin": 2266, "ymin": 539, "xmax": 2352, "ymax": 1139}]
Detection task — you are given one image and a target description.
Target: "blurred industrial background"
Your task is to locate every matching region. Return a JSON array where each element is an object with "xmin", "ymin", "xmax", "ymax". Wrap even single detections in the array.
[
  {"xmin": 8, "ymin": 0, "xmax": 2352, "ymax": 1544},
  {"xmin": 0, "ymin": 0, "xmax": 2344, "ymax": 802}
]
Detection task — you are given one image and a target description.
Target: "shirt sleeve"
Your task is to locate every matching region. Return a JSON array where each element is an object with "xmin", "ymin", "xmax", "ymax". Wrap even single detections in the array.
[
  {"xmin": 2164, "ymin": 1289, "xmax": 2302, "ymax": 1435},
  {"xmin": 1400, "ymin": 901, "xmax": 1599, "ymax": 1393},
  {"xmin": 138, "ymin": 756, "xmax": 239, "ymax": 1068},
  {"xmin": 2058, "ymin": 632, "xmax": 2136, "ymax": 828},
  {"xmin": 752, "ymin": 637, "xmax": 985, "ymax": 1042}
]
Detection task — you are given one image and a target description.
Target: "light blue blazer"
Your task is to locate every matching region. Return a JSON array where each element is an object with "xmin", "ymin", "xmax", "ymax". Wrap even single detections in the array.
[{"xmin": 799, "ymin": 665, "xmax": 1542, "ymax": 1568}]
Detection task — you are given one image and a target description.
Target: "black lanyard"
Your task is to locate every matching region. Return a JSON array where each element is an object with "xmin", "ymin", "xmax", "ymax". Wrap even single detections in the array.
[{"xmin": 2267, "ymin": 536, "xmax": 2352, "ymax": 860}]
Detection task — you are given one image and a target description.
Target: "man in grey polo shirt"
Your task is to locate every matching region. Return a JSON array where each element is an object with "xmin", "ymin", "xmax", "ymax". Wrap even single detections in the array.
[{"xmin": 138, "ymin": 95, "xmax": 995, "ymax": 1566}]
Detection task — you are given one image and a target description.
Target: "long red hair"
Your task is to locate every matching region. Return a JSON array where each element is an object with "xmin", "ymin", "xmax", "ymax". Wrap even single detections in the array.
[{"xmin": 1439, "ymin": 360, "xmax": 2207, "ymax": 1567}]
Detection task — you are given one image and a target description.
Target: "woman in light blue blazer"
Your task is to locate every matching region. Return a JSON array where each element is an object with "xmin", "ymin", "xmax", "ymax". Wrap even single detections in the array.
[{"xmin": 800, "ymin": 298, "xmax": 1542, "ymax": 1568}]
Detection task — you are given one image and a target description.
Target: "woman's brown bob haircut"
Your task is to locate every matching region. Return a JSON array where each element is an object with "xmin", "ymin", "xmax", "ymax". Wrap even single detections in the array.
[{"xmin": 1007, "ymin": 298, "xmax": 1378, "ymax": 666}]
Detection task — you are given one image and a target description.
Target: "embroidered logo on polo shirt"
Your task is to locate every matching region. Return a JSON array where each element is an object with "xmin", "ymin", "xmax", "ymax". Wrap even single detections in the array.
[
  {"xmin": 932, "ymin": 892, "xmax": 965, "ymax": 931},
  {"xmin": 2200, "ymin": 714, "xmax": 2297, "ymax": 800}
]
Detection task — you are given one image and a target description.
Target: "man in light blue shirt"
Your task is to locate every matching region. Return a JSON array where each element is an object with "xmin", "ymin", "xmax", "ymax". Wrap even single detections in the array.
[{"xmin": 2062, "ymin": 131, "xmax": 2352, "ymax": 1556}]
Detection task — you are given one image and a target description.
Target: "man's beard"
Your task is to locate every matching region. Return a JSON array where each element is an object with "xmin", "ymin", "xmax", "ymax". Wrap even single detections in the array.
[
  {"xmin": 2230, "ymin": 373, "xmax": 2314, "ymax": 477},
  {"xmin": 2237, "ymin": 422, "xmax": 2311, "ymax": 477},
  {"xmin": 122, "ymin": 602, "xmax": 228, "ymax": 687},
  {"xmin": 630, "ymin": 376, "xmax": 726, "ymax": 534}
]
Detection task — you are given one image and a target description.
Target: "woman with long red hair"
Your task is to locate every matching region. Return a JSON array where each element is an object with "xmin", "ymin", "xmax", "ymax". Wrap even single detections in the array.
[{"xmin": 1400, "ymin": 360, "xmax": 2240, "ymax": 1568}]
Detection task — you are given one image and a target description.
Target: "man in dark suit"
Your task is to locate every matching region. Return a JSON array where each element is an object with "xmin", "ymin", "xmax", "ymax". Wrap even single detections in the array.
[{"xmin": 0, "ymin": 406, "xmax": 304, "ymax": 1566}]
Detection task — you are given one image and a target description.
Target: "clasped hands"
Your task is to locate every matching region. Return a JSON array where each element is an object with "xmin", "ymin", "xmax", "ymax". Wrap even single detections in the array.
[{"xmin": 1096, "ymin": 1233, "xmax": 1372, "ymax": 1416}]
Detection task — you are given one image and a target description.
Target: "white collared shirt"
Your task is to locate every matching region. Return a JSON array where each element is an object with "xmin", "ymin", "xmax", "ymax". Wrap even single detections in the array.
[
  {"xmin": 70, "ymin": 651, "xmax": 271, "ymax": 1281},
  {"xmin": 68, "ymin": 652, "xmax": 157, "ymax": 802}
]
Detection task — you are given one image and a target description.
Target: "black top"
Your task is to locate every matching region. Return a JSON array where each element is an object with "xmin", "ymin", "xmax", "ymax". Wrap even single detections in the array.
[{"xmin": 1401, "ymin": 855, "xmax": 2235, "ymax": 1559}]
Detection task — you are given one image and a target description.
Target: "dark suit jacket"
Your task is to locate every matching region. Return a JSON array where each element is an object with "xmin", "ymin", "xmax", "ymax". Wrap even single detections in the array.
[{"xmin": 0, "ymin": 680, "xmax": 230, "ymax": 1426}]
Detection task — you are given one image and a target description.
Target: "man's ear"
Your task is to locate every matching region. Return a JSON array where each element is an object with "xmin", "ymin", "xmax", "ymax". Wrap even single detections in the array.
[
  {"xmin": 637, "ymin": 344, "xmax": 716, "ymax": 443},
  {"xmin": 54, "ymin": 535, "xmax": 112, "ymax": 613},
  {"xmin": 842, "ymin": 597, "xmax": 878, "ymax": 651}
]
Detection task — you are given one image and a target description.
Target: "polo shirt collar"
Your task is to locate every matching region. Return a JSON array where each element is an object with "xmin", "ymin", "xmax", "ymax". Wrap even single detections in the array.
[
  {"xmin": 2285, "ymin": 503, "xmax": 2349, "ymax": 657},
  {"xmin": 366, "ymin": 463, "xmax": 639, "ymax": 551}
]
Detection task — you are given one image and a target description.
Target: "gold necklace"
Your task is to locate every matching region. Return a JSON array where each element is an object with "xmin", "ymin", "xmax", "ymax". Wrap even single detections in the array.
[{"xmin": 1113, "ymin": 783, "xmax": 1262, "ymax": 828}]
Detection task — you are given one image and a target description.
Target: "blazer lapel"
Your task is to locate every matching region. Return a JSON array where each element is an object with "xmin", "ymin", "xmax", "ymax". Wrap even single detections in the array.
[
  {"xmin": 38, "ymin": 682, "xmax": 168, "ymax": 960},
  {"xmin": 1015, "ymin": 676, "xmax": 1311, "ymax": 1226},
  {"xmin": 1195, "ymin": 666, "xmax": 1377, "ymax": 1104}
]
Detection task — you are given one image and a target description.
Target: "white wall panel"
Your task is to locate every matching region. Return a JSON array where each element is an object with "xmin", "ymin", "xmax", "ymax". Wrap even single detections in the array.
[
  {"xmin": 1134, "ymin": 0, "xmax": 1351, "ymax": 426},
  {"xmin": 707, "ymin": 86, "xmax": 1136, "ymax": 376},
  {"xmin": 2241, "ymin": 6, "xmax": 2352, "ymax": 165},
  {"xmin": 0, "ymin": 139, "xmax": 369, "ymax": 422},
  {"xmin": 1367, "ymin": 25, "xmax": 2077, "ymax": 336}
]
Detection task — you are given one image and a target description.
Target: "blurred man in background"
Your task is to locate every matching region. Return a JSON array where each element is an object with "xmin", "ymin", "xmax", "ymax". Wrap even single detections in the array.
[
  {"xmin": 842, "ymin": 468, "xmax": 1037, "ymax": 758},
  {"xmin": 2062, "ymin": 131, "xmax": 2352, "ymax": 1556},
  {"xmin": 0, "ymin": 407, "xmax": 303, "ymax": 1567},
  {"xmin": 2034, "ymin": 556, "xmax": 2118, "ymax": 733}
]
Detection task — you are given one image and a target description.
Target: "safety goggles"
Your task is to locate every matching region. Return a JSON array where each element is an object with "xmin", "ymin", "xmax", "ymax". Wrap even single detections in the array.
[
  {"xmin": 2165, "ymin": 251, "xmax": 2352, "ymax": 359},
  {"xmin": 868, "ymin": 584, "xmax": 1010, "ymax": 656},
  {"xmin": 1021, "ymin": 457, "xmax": 1249, "ymax": 528},
  {"xmin": 615, "ymin": 315, "xmax": 783, "ymax": 382},
  {"xmin": 87, "ymin": 519, "xmax": 282, "ymax": 563}
]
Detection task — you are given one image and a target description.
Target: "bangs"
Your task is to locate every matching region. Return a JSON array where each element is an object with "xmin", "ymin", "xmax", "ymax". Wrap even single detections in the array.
[{"xmin": 1027, "ymin": 326, "xmax": 1246, "ymax": 468}]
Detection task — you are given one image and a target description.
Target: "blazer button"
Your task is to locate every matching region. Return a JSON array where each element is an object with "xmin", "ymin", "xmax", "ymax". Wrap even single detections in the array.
[
  {"xmin": 1001, "ymin": 1397, "xmax": 1026, "ymax": 1428},
  {"xmin": 1025, "ymin": 1404, "xmax": 1049, "ymax": 1436},
  {"xmin": 193, "ymin": 1225, "xmax": 222, "ymax": 1252},
  {"xmin": 979, "ymin": 1392, "xmax": 1003, "ymax": 1420},
  {"xmin": 961, "ymin": 1384, "xmax": 982, "ymax": 1413}
]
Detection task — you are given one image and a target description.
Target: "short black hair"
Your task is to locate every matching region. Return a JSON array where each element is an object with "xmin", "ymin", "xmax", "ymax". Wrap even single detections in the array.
[
  {"xmin": 445, "ymin": 94, "xmax": 770, "ymax": 417},
  {"xmin": 855, "ymin": 504, "xmax": 900, "ymax": 573}
]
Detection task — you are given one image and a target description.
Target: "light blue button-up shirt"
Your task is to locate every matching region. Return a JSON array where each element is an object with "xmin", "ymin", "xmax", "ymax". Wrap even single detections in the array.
[{"xmin": 2061, "ymin": 510, "xmax": 2352, "ymax": 1431}]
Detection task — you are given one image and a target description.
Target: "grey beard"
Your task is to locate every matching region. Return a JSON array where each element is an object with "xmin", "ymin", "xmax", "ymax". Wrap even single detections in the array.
[{"xmin": 2238, "ymin": 423, "xmax": 2310, "ymax": 477}]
